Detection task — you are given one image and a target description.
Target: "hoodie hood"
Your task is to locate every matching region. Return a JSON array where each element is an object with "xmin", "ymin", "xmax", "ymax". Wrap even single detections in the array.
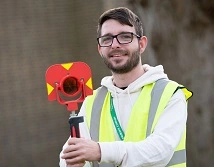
[{"xmin": 101, "ymin": 64, "xmax": 168, "ymax": 95}]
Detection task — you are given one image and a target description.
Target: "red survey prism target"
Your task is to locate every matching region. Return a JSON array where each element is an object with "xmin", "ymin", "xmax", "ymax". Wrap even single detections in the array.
[{"xmin": 45, "ymin": 62, "xmax": 93, "ymax": 111}]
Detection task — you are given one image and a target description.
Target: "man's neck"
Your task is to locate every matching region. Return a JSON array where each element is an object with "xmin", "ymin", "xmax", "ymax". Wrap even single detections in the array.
[{"xmin": 112, "ymin": 65, "xmax": 145, "ymax": 88}]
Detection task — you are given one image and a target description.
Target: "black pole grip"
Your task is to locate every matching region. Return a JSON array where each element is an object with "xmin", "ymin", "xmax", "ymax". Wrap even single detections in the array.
[{"xmin": 69, "ymin": 116, "xmax": 84, "ymax": 138}]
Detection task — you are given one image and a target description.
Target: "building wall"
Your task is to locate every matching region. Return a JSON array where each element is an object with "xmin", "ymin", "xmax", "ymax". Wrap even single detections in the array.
[{"xmin": 0, "ymin": 1, "xmax": 103, "ymax": 166}]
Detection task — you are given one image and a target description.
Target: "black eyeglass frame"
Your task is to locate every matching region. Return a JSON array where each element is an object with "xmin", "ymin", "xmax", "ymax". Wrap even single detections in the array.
[{"xmin": 97, "ymin": 32, "xmax": 141, "ymax": 47}]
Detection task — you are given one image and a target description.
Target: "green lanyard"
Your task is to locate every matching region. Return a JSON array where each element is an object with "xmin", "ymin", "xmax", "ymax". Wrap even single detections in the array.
[{"xmin": 110, "ymin": 95, "xmax": 125, "ymax": 140}]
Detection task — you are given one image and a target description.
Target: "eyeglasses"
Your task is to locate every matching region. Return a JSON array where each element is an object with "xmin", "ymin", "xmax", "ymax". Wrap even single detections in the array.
[{"xmin": 97, "ymin": 32, "xmax": 141, "ymax": 47}]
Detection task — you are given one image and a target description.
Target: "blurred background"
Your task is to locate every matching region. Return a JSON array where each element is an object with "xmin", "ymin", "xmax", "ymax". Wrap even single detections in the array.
[{"xmin": 0, "ymin": 0, "xmax": 213, "ymax": 166}]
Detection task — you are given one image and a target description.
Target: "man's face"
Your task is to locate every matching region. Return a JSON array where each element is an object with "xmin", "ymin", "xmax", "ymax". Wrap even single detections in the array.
[{"xmin": 98, "ymin": 19, "xmax": 146, "ymax": 74}]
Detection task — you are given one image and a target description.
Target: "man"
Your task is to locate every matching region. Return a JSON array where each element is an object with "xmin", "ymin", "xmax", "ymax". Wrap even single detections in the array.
[{"xmin": 60, "ymin": 7, "xmax": 192, "ymax": 167}]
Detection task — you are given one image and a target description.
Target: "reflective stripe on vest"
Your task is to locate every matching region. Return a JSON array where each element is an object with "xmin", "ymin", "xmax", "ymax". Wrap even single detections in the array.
[{"xmin": 87, "ymin": 79, "xmax": 192, "ymax": 167}]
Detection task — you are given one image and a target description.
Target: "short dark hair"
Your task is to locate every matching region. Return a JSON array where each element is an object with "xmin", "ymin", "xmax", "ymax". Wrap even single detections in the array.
[{"xmin": 97, "ymin": 7, "xmax": 144, "ymax": 37}]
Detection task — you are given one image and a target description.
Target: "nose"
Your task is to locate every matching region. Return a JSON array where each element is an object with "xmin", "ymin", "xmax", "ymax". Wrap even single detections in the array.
[{"xmin": 111, "ymin": 37, "xmax": 121, "ymax": 48}]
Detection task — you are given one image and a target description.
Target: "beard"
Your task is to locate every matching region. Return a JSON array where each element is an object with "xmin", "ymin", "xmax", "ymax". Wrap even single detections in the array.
[{"xmin": 102, "ymin": 47, "xmax": 141, "ymax": 74}]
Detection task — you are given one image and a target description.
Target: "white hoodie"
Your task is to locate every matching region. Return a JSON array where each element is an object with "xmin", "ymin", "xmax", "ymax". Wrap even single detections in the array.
[{"xmin": 59, "ymin": 64, "xmax": 187, "ymax": 167}]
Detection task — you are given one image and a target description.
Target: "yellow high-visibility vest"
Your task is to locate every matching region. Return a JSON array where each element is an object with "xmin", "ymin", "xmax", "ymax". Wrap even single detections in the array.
[{"xmin": 85, "ymin": 79, "xmax": 193, "ymax": 167}]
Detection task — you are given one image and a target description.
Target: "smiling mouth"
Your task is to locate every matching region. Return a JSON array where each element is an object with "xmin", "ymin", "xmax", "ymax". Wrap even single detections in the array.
[
  {"xmin": 111, "ymin": 54, "xmax": 124, "ymax": 57},
  {"xmin": 108, "ymin": 50, "xmax": 128, "ymax": 58}
]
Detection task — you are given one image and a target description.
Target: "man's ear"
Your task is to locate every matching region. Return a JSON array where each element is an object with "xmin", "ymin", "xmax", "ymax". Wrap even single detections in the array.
[{"xmin": 139, "ymin": 36, "xmax": 148, "ymax": 54}]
